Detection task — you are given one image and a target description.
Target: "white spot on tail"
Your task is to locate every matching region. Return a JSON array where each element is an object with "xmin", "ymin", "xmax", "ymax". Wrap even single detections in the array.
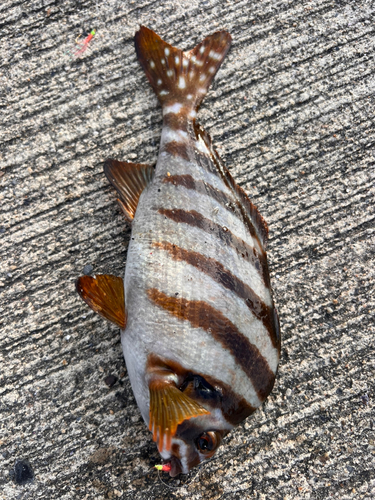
[
  {"xmin": 182, "ymin": 59, "xmax": 189, "ymax": 68},
  {"xmin": 175, "ymin": 56, "xmax": 180, "ymax": 65},
  {"xmin": 164, "ymin": 47, "xmax": 170, "ymax": 56},
  {"xmin": 150, "ymin": 60, "xmax": 155, "ymax": 69},
  {"xmin": 209, "ymin": 50, "xmax": 222, "ymax": 61},
  {"xmin": 199, "ymin": 45, "xmax": 205, "ymax": 54},
  {"xmin": 161, "ymin": 58, "xmax": 165, "ymax": 65},
  {"xmin": 167, "ymin": 69, "xmax": 173, "ymax": 78},
  {"xmin": 159, "ymin": 90, "xmax": 169, "ymax": 96},
  {"xmin": 189, "ymin": 70, "xmax": 195, "ymax": 79},
  {"xmin": 178, "ymin": 76, "xmax": 186, "ymax": 89},
  {"xmin": 191, "ymin": 55, "xmax": 197, "ymax": 62},
  {"xmin": 199, "ymin": 74, "xmax": 206, "ymax": 82},
  {"xmin": 163, "ymin": 103, "xmax": 183, "ymax": 115},
  {"xmin": 198, "ymin": 88, "xmax": 207, "ymax": 94},
  {"xmin": 157, "ymin": 79, "xmax": 162, "ymax": 85},
  {"xmin": 187, "ymin": 94, "xmax": 193, "ymax": 100},
  {"xmin": 189, "ymin": 110, "xmax": 197, "ymax": 119},
  {"xmin": 194, "ymin": 59, "xmax": 204, "ymax": 67},
  {"xmin": 209, "ymin": 66, "xmax": 216, "ymax": 74}
]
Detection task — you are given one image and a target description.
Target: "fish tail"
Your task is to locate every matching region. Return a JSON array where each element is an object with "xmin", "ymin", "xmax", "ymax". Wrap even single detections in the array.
[{"xmin": 135, "ymin": 26, "xmax": 231, "ymax": 113}]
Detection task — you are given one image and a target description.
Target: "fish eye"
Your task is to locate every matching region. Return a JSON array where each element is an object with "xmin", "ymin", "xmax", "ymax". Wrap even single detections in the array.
[
  {"xmin": 179, "ymin": 374, "xmax": 221, "ymax": 403},
  {"xmin": 196, "ymin": 431, "xmax": 218, "ymax": 454}
]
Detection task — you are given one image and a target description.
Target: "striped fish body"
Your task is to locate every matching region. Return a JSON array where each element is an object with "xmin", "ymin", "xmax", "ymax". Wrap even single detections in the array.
[
  {"xmin": 77, "ymin": 27, "xmax": 280, "ymax": 476},
  {"xmin": 124, "ymin": 125, "xmax": 279, "ymax": 420}
]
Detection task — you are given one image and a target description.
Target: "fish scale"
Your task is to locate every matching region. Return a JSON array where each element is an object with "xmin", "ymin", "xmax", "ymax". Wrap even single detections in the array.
[{"xmin": 76, "ymin": 26, "xmax": 280, "ymax": 477}]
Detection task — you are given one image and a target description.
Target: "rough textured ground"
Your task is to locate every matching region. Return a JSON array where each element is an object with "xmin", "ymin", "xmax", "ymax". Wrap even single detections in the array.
[{"xmin": 1, "ymin": 0, "xmax": 374, "ymax": 499}]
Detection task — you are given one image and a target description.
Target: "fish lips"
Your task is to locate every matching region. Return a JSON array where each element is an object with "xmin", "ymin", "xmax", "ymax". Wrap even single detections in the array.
[
  {"xmin": 169, "ymin": 456, "xmax": 182, "ymax": 477},
  {"xmin": 161, "ymin": 446, "xmax": 197, "ymax": 477},
  {"xmin": 167, "ymin": 454, "xmax": 200, "ymax": 477}
]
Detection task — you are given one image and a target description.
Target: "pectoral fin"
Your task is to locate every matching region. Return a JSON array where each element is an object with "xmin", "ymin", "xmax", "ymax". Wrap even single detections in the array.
[
  {"xmin": 149, "ymin": 379, "xmax": 210, "ymax": 452},
  {"xmin": 76, "ymin": 274, "xmax": 126, "ymax": 329},
  {"xmin": 104, "ymin": 159, "xmax": 154, "ymax": 221}
]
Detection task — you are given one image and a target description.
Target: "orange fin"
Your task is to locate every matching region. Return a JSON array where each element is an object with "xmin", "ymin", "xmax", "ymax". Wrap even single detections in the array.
[
  {"xmin": 149, "ymin": 379, "xmax": 210, "ymax": 452},
  {"xmin": 104, "ymin": 159, "xmax": 154, "ymax": 221},
  {"xmin": 135, "ymin": 26, "xmax": 231, "ymax": 111},
  {"xmin": 76, "ymin": 274, "xmax": 126, "ymax": 329},
  {"xmin": 195, "ymin": 123, "xmax": 269, "ymax": 246}
]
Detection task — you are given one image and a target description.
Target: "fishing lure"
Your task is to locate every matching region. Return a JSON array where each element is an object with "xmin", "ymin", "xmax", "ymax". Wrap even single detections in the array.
[
  {"xmin": 70, "ymin": 29, "xmax": 96, "ymax": 59},
  {"xmin": 155, "ymin": 463, "xmax": 172, "ymax": 472},
  {"xmin": 77, "ymin": 26, "xmax": 280, "ymax": 476}
]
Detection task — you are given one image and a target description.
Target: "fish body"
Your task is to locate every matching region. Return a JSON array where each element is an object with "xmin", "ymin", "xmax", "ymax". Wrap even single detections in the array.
[{"xmin": 77, "ymin": 27, "xmax": 280, "ymax": 476}]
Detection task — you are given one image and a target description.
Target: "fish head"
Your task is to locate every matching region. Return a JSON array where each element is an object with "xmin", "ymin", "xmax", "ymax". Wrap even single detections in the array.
[
  {"xmin": 149, "ymin": 366, "xmax": 254, "ymax": 476},
  {"xmin": 162, "ymin": 412, "xmax": 228, "ymax": 476}
]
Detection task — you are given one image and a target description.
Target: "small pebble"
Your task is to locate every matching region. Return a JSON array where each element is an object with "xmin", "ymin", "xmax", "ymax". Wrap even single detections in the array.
[
  {"xmin": 82, "ymin": 264, "xmax": 93, "ymax": 274},
  {"xmin": 11, "ymin": 460, "xmax": 34, "ymax": 485},
  {"xmin": 361, "ymin": 394, "xmax": 369, "ymax": 405},
  {"xmin": 104, "ymin": 375, "xmax": 118, "ymax": 387}
]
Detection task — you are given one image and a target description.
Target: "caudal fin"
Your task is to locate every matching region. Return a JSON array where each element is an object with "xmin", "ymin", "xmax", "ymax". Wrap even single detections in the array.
[{"xmin": 135, "ymin": 26, "xmax": 231, "ymax": 111}]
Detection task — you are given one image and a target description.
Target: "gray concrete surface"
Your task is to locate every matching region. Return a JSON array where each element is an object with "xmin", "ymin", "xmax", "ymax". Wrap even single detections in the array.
[{"xmin": 1, "ymin": 0, "xmax": 374, "ymax": 498}]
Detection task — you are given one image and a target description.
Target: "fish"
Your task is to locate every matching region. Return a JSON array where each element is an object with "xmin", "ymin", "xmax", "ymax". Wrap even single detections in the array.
[{"xmin": 76, "ymin": 26, "xmax": 280, "ymax": 476}]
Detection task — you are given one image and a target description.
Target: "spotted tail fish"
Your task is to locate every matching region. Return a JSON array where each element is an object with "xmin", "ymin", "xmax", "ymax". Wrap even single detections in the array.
[{"xmin": 76, "ymin": 26, "xmax": 280, "ymax": 476}]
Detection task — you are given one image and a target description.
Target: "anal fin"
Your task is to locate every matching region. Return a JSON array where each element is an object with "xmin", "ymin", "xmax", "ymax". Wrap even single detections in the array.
[
  {"xmin": 104, "ymin": 159, "xmax": 154, "ymax": 221},
  {"xmin": 76, "ymin": 274, "xmax": 126, "ymax": 329},
  {"xmin": 149, "ymin": 379, "xmax": 210, "ymax": 453}
]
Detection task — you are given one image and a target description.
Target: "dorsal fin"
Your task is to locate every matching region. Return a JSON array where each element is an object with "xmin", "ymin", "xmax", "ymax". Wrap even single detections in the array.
[
  {"xmin": 194, "ymin": 123, "xmax": 269, "ymax": 247},
  {"xmin": 135, "ymin": 26, "xmax": 231, "ymax": 112},
  {"xmin": 149, "ymin": 379, "xmax": 210, "ymax": 453},
  {"xmin": 76, "ymin": 274, "xmax": 126, "ymax": 329},
  {"xmin": 104, "ymin": 159, "xmax": 154, "ymax": 221}
]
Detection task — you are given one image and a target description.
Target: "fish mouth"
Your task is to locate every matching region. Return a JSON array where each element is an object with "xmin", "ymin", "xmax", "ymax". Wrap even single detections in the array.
[{"xmin": 168, "ymin": 457, "xmax": 183, "ymax": 477}]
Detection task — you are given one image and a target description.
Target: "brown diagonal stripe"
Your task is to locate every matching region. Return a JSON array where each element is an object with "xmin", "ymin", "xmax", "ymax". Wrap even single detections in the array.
[
  {"xmin": 163, "ymin": 113, "xmax": 190, "ymax": 132},
  {"xmin": 161, "ymin": 142, "xmax": 221, "ymax": 178},
  {"xmin": 147, "ymin": 288, "xmax": 275, "ymax": 401},
  {"xmin": 157, "ymin": 207, "xmax": 271, "ymax": 292},
  {"xmin": 153, "ymin": 241, "xmax": 278, "ymax": 349},
  {"xmin": 163, "ymin": 173, "xmax": 234, "ymax": 208},
  {"xmin": 163, "ymin": 141, "xmax": 192, "ymax": 161},
  {"xmin": 162, "ymin": 174, "xmax": 268, "ymax": 275}
]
